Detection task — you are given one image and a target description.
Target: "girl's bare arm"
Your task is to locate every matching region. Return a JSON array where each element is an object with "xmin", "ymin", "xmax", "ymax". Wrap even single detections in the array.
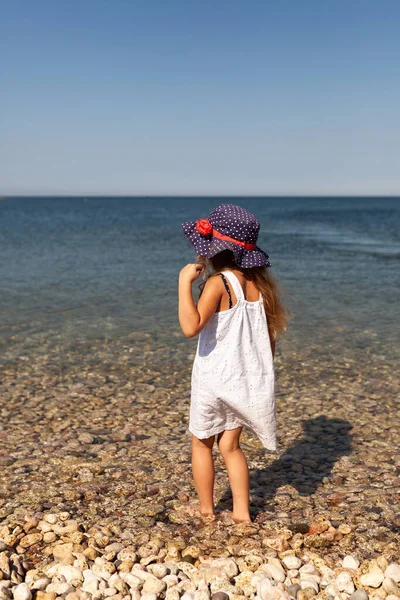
[{"xmin": 178, "ymin": 265, "xmax": 222, "ymax": 338}]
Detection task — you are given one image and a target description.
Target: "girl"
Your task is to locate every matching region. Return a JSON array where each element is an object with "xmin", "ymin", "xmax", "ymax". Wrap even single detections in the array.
[{"xmin": 179, "ymin": 203, "xmax": 288, "ymax": 523}]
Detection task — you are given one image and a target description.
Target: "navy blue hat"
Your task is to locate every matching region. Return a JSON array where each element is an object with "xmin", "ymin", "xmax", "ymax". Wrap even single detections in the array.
[{"xmin": 182, "ymin": 203, "xmax": 271, "ymax": 269}]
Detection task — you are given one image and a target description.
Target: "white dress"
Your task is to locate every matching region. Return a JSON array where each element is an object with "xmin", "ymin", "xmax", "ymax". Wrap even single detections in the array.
[{"xmin": 189, "ymin": 270, "xmax": 277, "ymax": 451}]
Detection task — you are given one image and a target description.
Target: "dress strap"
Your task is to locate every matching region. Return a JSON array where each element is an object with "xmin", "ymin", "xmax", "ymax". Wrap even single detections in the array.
[
  {"xmin": 221, "ymin": 270, "xmax": 245, "ymax": 301},
  {"xmin": 220, "ymin": 273, "xmax": 233, "ymax": 309}
]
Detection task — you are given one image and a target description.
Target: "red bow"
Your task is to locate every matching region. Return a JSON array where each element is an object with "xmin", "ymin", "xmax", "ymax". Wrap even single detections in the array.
[{"xmin": 196, "ymin": 218, "xmax": 213, "ymax": 236}]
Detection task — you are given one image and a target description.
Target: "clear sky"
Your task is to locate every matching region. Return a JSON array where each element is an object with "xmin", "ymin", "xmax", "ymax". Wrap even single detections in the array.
[{"xmin": 1, "ymin": 0, "xmax": 399, "ymax": 195}]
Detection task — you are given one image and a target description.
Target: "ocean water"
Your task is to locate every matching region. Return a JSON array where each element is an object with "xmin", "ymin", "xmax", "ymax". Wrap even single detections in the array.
[{"xmin": 1, "ymin": 196, "xmax": 399, "ymax": 366}]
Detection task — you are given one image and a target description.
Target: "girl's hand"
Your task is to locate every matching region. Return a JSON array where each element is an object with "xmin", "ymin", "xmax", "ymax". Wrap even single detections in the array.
[{"xmin": 179, "ymin": 263, "xmax": 204, "ymax": 284}]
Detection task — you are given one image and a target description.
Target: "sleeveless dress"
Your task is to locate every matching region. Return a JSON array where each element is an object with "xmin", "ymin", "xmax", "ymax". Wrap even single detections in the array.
[{"xmin": 189, "ymin": 270, "xmax": 277, "ymax": 451}]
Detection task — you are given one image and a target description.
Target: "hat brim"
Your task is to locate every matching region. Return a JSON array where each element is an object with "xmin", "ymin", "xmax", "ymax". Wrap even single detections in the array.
[{"xmin": 181, "ymin": 221, "xmax": 271, "ymax": 268}]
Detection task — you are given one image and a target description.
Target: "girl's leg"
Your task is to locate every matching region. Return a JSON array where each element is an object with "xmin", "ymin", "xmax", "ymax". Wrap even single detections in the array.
[
  {"xmin": 191, "ymin": 433, "xmax": 215, "ymax": 515},
  {"xmin": 217, "ymin": 427, "xmax": 251, "ymax": 522}
]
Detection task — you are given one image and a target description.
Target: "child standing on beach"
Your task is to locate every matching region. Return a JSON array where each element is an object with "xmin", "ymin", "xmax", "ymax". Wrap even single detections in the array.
[{"xmin": 178, "ymin": 204, "xmax": 288, "ymax": 523}]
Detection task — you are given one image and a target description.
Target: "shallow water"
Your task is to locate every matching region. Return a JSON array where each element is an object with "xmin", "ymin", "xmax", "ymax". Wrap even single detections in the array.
[{"xmin": 1, "ymin": 196, "xmax": 399, "ymax": 361}]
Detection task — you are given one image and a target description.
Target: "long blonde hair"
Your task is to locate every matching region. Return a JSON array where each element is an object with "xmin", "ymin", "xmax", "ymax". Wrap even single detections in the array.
[{"xmin": 197, "ymin": 250, "xmax": 289, "ymax": 341}]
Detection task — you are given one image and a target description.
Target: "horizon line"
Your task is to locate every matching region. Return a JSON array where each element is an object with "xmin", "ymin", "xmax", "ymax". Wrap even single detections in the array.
[{"xmin": 1, "ymin": 193, "xmax": 400, "ymax": 199}]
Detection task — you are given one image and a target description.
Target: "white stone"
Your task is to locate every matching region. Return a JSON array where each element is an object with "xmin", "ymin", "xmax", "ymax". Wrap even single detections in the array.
[
  {"xmin": 37, "ymin": 521, "xmax": 53, "ymax": 533},
  {"xmin": 31, "ymin": 578, "xmax": 51, "ymax": 591},
  {"xmin": 386, "ymin": 595, "xmax": 400, "ymax": 600},
  {"xmin": 13, "ymin": 583, "xmax": 32, "ymax": 600},
  {"xmin": 287, "ymin": 570, "xmax": 299, "ymax": 579},
  {"xmin": 130, "ymin": 592, "xmax": 141, "ymax": 600},
  {"xmin": 103, "ymin": 588, "xmax": 118, "ymax": 596},
  {"xmin": 165, "ymin": 589, "xmax": 181, "ymax": 600},
  {"xmin": 46, "ymin": 581, "xmax": 75, "ymax": 595},
  {"xmin": 162, "ymin": 575, "xmax": 180, "ymax": 588},
  {"xmin": 360, "ymin": 567, "xmax": 384, "ymax": 588},
  {"xmin": 262, "ymin": 565, "xmax": 285, "ymax": 583},
  {"xmin": 142, "ymin": 576, "xmax": 167, "ymax": 594},
  {"xmin": 82, "ymin": 571, "xmax": 102, "ymax": 595},
  {"xmin": 299, "ymin": 565, "xmax": 321, "ymax": 578},
  {"xmin": 193, "ymin": 591, "xmax": 210, "ymax": 600},
  {"xmin": 259, "ymin": 588, "xmax": 290, "ymax": 600},
  {"xmin": 149, "ymin": 564, "xmax": 168, "ymax": 579},
  {"xmin": 58, "ymin": 565, "xmax": 83, "ymax": 584},
  {"xmin": 211, "ymin": 559, "xmax": 239, "ymax": 578},
  {"xmin": 383, "ymin": 577, "xmax": 399, "ymax": 596},
  {"xmin": 179, "ymin": 581, "xmax": 197, "ymax": 593},
  {"xmin": 385, "ymin": 565, "xmax": 400, "ymax": 584},
  {"xmin": 335, "ymin": 572, "xmax": 355, "ymax": 594},
  {"xmin": 258, "ymin": 576, "xmax": 275, "ymax": 600},
  {"xmin": 325, "ymin": 584, "xmax": 340, "ymax": 598},
  {"xmin": 141, "ymin": 594, "xmax": 158, "ymax": 600},
  {"xmin": 252, "ymin": 573, "xmax": 268, "ymax": 588},
  {"xmin": 119, "ymin": 573, "xmax": 144, "ymax": 590},
  {"xmin": 300, "ymin": 578, "xmax": 319, "ymax": 593},
  {"xmin": 44, "ymin": 514, "xmax": 58, "ymax": 524},
  {"xmin": 342, "ymin": 556, "xmax": 360, "ymax": 570},
  {"xmin": 282, "ymin": 557, "xmax": 302, "ymax": 571},
  {"xmin": 181, "ymin": 593, "xmax": 195, "ymax": 600}
]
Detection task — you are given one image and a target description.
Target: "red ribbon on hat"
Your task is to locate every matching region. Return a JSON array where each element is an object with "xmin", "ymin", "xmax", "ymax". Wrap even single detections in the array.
[{"xmin": 195, "ymin": 218, "xmax": 256, "ymax": 251}]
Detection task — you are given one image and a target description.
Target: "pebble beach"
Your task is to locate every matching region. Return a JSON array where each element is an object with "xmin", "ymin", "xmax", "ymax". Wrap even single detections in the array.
[
  {"xmin": 1, "ymin": 197, "xmax": 399, "ymax": 600},
  {"xmin": 1, "ymin": 323, "xmax": 399, "ymax": 600}
]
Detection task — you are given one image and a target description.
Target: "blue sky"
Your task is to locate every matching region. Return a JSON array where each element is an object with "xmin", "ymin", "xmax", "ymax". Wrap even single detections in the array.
[{"xmin": 1, "ymin": 0, "xmax": 399, "ymax": 195}]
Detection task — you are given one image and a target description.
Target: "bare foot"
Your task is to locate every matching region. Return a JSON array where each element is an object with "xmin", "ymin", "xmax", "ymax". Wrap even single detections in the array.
[
  {"xmin": 232, "ymin": 514, "xmax": 252, "ymax": 524},
  {"xmin": 218, "ymin": 509, "xmax": 252, "ymax": 523}
]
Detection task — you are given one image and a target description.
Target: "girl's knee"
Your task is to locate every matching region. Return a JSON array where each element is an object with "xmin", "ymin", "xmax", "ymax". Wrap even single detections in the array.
[{"xmin": 217, "ymin": 428, "xmax": 242, "ymax": 455}]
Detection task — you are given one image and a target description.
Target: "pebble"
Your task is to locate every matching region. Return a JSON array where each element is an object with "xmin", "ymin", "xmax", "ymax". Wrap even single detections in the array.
[
  {"xmin": 349, "ymin": 591, "xmax": 369, "ymax": 600},
  {"xmin": 31, "ymin": 579, "xmax": 51, "ymax": 591},
  {"xmin": 299, "ymin": 578, "xmax": 319, "ymax": 594},
  {"xmin": 52, "ymin": 543, "xmax": 74, "ymax": 563},
  {"xmin": 19, "ymin": 534, "xmax": 43, "ymax": 549},
  {"xmin": 258, "ymin": 577, "xmax": 275, "ymax": 600},
  {"xmin": 287, "ymin": 583, "xmax": 301, "ymax": 599},
  {"xmin": 384, "ymin": 565, "xmax": 400, "ymax": 584},
  {"xmin": 13, "ymin": 583, "xmax": 32, "ymax": 600},
  {"xmin": 282, "ymin": 558, "xmax": 302, "ymax": 571},
  {"xmin": 382, "ymin": 578, "xmax": 399, "ymax": 596},
  {"xmin": 360, "ymin": 567, "xmax": 385, "ymax": 588},
  {"xmin": 262, "ymin": 565, "xmax": 286, "ymax": 583},
  {"xmin": 142, "ymin": 576, "xmax": 167, "ymax": 594},
  {"xmin": 261, "ymin": 588, "xmax": 291, "ymax": 600},
  {"xmin": 343, "ymin": 556, "xmax": 360, "ymax": 570},
  {"xmin": 43, "ymin": 515, "xmax": 58, "ymax": 525},
  {"xmin": 336, "ymin": 571, "xmax": 355, "ymax": 594},
  {"xmin": 211, "ymin": 560, "xmax": 239, "ymax": 579}
]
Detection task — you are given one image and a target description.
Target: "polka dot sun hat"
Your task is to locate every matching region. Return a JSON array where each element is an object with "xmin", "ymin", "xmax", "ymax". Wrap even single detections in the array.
[{"xmin": 181, "ymin": 203, "xmax": 271, "ymax": 269}]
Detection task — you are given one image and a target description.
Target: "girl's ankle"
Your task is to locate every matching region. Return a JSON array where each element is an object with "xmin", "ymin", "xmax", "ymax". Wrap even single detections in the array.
[{"xmin": 232, "ymin": 510, "xmax": 251, "ymax": 522}]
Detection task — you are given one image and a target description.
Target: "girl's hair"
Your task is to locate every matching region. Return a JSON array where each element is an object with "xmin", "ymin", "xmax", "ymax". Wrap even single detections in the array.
[{"xmin": 197, "ymin": 250, "xmax": 289, "ymax": 341}]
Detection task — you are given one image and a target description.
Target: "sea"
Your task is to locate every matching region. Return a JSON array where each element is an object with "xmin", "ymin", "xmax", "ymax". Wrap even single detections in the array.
[{"xmin": 1, "ymin": 196, "xmax": 399, "ymax": 370}]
